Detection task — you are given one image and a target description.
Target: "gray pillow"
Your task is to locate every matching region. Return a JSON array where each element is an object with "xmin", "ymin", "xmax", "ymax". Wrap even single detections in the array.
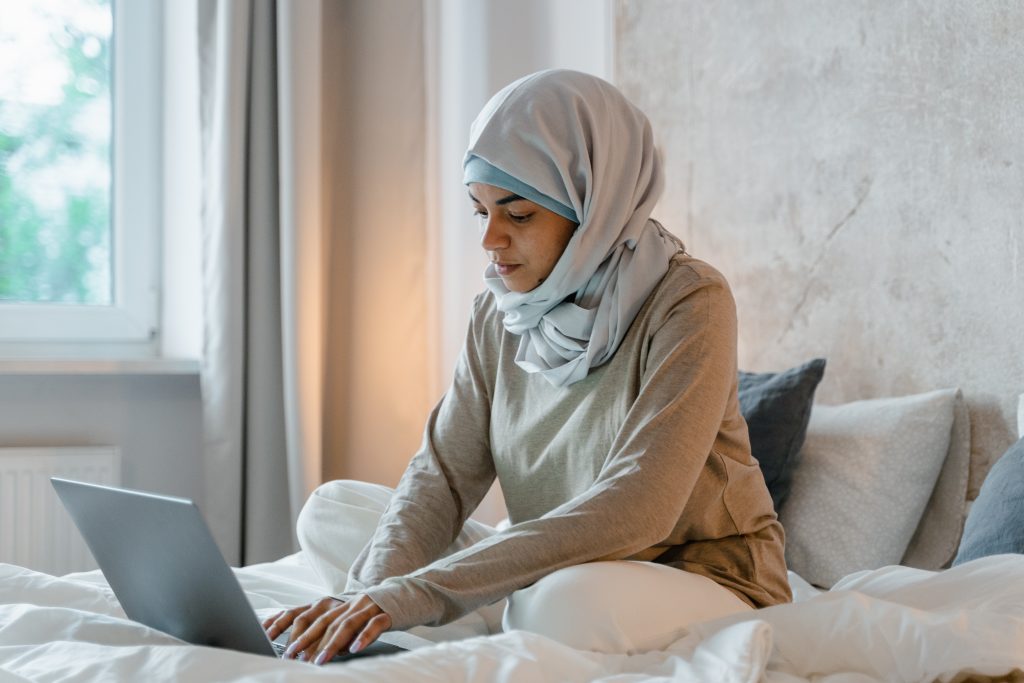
[
  {"xmin": 738, "ymin": 358, "xmax": 826, "ymax": 511},
  {"xmin": 953, "ymin": 437, "xmax": 1024, "ymax": 565},
  {"xmin": 780, "ymin": 388, "xmax": 958, "ymax": 588}
]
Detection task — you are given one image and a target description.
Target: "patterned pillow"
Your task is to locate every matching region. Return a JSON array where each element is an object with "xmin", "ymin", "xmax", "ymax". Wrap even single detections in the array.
[
  {"xmin": 738, "ymin": 358, "xmax": 826, "ymax": 511},
  {"xmin": 780, "ymin": 388, "xmax": 958, "ymax": 587},
  {"xmin": 953, "ymin": 437, "xmax": 1024, "ymax": 565},
  {"xmin": 900, "ymin": 389, "xmax": 971, "ymax": 570}
]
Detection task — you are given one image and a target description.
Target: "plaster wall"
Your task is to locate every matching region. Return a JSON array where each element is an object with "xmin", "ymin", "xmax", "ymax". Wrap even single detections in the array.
[
  {"xmin": 615, "ymin": 1, "xmax": 1024, "ymax": 493},
  {"xmin": 0, "ymin": 374, "xmax": 203, "ymax": 501}
]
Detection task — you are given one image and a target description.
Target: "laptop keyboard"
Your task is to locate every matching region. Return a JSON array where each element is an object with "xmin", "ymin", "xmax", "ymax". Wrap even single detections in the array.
[{"xmin": 271, "ymin": 634, "xmax": 406, "ymax": 662}]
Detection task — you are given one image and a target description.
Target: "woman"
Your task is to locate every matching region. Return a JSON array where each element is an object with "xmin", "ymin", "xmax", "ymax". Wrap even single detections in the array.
[{"xmin": 264, "ymin": 69, "xmax": 791, "ymax": 665}]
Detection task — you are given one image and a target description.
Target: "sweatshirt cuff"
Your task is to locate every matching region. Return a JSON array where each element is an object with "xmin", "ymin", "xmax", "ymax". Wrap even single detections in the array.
[{"xmin": 362, "ymin": 579, "xmax": 440, "ymax": 632}]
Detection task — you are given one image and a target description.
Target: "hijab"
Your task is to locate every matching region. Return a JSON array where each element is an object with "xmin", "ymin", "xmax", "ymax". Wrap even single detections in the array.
[{"xmin": 463, "ymin": 69, "xmax": 682, "ymax": 387}]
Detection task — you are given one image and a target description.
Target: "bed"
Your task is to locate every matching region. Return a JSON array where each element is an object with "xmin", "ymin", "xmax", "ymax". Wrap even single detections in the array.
[
  {"xmin": 2, "ymin": 550, "xmax": 1023, "ymax": 682},
  {"xmin": 2, "ymin": 377, "xmax": 1023, "ymax": 681}
]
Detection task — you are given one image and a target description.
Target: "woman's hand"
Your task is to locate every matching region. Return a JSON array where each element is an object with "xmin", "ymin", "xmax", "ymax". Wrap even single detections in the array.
[{"xmin": 262, "ymin": 594, "xmax": 392, "ymax": 665}]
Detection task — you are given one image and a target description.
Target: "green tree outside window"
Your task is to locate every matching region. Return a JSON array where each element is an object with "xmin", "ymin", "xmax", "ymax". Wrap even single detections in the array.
[{"xmin": 0, "ymin": 0, "xmax": 112, "ymax": 305}]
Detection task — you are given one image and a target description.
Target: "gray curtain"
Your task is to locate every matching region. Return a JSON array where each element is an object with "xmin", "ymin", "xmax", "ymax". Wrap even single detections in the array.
[{"xmin": 196, "ymin": 0, "xmax": 323, "ymax": 566}]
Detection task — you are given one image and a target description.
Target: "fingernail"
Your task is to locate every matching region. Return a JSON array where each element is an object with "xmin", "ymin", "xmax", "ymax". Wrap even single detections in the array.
[
  {"xmin": 350, "ymin": 640, "xmax": 362, "ymax": 653},
  {"xmin": 314, "ymin": 651, "xmax": 326, "ymax": 665},
  {"xmin": 284, "ymin": 644, "xmax": 296, "ymax": 657}
]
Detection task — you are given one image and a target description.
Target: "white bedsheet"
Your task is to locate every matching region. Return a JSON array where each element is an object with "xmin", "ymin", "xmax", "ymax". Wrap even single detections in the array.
[{"xmin": 1, "ymin": 553, "xmax": 1022, "ymax": 682}]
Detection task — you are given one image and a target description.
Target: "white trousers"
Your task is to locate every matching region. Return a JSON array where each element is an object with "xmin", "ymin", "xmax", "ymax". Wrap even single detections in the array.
[{"xmin": 296, "ymin": 480, "xmax": 753, "ymax": 654}]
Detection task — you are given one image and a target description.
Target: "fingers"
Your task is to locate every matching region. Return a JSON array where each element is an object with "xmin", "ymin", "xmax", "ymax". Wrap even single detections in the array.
[
  {"xmin": 283, "ymin": 598, "xmax": 344, "ymax": 659},
  {"xmin": 351, "ymin": 612, "xmax": 392, "ymax": 654},
  {"xmin": 310, "ymin": 603, "xmax": 392, "ymax": 665},
  {"xmin": 291, "ymin": 604, "xmax": 346, "ymax": 660},
  {"xmin": 271, "ymin": 595, "xmax": 391, "ymax": 665},
  {"xmin": 263, "ymin": 603, "xmax": 310, "ymax": 641},
  {"xmin": 261, "ymin": 611, "xmax": 283, "ymax": 631}
]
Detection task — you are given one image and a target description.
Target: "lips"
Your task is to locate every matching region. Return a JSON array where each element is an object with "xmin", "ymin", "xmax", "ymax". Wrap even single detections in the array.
[{"xmin": 493, "ymin": 263, "xmax": 521, "ymax": 276}]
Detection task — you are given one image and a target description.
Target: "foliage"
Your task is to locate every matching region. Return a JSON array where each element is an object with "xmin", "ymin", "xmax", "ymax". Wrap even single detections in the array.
[{"xmin": 0, "ymin": 0, "xmax": 111, "ymax": 304}]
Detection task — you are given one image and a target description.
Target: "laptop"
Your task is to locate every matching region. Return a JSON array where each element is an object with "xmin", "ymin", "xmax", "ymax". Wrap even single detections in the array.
[{"xmin": 51, "ymin": 477, "xmax": 408, "ymax": 663}]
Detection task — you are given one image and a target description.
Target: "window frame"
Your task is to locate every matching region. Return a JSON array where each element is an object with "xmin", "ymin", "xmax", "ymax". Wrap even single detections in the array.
[{"xmin": 0, "ymin": 0, "xmax": 162, "ymax": 354}]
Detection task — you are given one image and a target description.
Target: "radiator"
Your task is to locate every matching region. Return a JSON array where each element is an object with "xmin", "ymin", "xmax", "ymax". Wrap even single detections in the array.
[{"xmin": 0, "ymin": 447, "xmax": 121, "ymax": 575}]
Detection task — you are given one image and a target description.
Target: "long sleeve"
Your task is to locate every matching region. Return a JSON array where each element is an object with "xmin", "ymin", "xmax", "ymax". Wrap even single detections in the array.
[
  {"xmin": 359, "ymin": 258, "xmax": 771, "ymax": 630},
  {"xmin": 343, "ymin": 293, "xmax": 498, "ymax": 595}
]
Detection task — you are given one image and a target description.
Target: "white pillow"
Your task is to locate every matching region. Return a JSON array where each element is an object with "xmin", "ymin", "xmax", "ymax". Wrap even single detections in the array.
[
  {"xmin": 779, "ymin": 388, "xmax": 958, "ymax": 587},
  {"xmin": 1017, "ymin": 392, "xmax": 1023, "ymax": 438},
  {"xmin": 900, "ymin": 389, "xmax": 970, "ymax": 570}
]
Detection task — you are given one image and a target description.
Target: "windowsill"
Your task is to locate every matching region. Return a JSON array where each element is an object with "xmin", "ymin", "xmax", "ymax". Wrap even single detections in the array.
[{"xmin": 0, "ymin": 358, "xmax": 200, "ymax": 376}]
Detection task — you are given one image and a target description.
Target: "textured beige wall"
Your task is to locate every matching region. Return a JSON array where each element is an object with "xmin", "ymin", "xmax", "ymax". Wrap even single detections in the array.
[{"xmin": 616, "ymin": 1, "xmax": 1024, "ymax": 494}]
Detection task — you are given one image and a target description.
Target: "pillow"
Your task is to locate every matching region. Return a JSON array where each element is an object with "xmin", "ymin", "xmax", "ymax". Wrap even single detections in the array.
[
  {"xmin": 738, "ymin": 358, "xmax": 826, "ymax": 511},
  {"xmin": 1019, "ymin": 392, "xmax": 1024, "ymax": 437},
  {"xmin": 900, "ymin": 389, "xmax": 971, "ymax": 569},
  {"xmin": 779, "ymin": 388, "xmax": 958, "ymax": 588},
  {"xmin": 953, "ymin": 436, "xmax": 1024, "ymax": 565}
]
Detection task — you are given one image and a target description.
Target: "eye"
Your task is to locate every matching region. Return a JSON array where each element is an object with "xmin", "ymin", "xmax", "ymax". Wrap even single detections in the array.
[
  {"xmin": 508, "ymin": 212, "xmax": 533, "ymax": 223},
  {"xmin": 472, "ymin": 209, "xmax": 487, "ymax": 219}
]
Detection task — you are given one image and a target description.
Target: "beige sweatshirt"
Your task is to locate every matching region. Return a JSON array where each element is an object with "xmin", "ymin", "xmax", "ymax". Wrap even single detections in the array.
[{"xmin": 348, "ymin": 254, "xmax": 792, "ymax": 630}]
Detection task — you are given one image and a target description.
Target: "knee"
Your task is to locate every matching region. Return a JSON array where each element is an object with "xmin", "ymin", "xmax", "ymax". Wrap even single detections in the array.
[
  {"xmin": 298, "ymin": 480, "xmax": 391, "ymax": 532},
  {"xmin": 295, "ymin": 480, "xmax": 396, "ymax": 594},
  {"xmin": 503, "ymin": 562, "xmax": 624, "ymax": 652},
  {"xmin": 296, "ymin": 479, "xmax": 395, "ymax": 554},
  {"xmin": 503, "ymin": 561, "xmax": 752, "ymax": 655},
  {"xmin": 506, "ymin": 563, "xmax": 602, "ymax": 617},
  {"xmin": 308, "ymin": 479, "xmax": 393, "ymax": 507}
]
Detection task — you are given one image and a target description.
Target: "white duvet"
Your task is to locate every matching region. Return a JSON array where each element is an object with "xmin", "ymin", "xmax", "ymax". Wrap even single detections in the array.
[{"xmin": 1, "ymin": 553, "xmax": 1022, "ymax": 682}]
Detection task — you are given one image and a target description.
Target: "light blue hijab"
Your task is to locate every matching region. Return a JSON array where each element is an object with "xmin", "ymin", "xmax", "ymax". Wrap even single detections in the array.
[{"xmin": 464, "ymin": 69, "xmax": 682, "ymax": 387}]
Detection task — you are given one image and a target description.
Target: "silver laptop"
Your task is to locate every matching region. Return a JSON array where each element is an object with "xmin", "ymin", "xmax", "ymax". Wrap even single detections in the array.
[{"xmin": 51, "ymin": 477, "xmax": 406, "ymax": 663}]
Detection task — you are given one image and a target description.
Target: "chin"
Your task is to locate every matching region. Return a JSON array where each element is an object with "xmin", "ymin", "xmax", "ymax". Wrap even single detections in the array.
[
  {"xmin": 499, "ymin": 276, "xmax": 526, "ymax": 293},
  {"xmin": 500, "ymin": 271, "xmax": 544, "ymax": 294},
  {"xmin": 509, "ymin": 281, "xmax": 542, "ymax": 294}
]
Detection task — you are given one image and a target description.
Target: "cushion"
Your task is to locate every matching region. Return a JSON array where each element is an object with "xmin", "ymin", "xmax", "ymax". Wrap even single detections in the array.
[
  {"xmin": 900, "ymin": 389, "xmax": 971, "ymax": 569},
  {"xmin": 1019, "ymin": 392, "xmax": 1024, "ymax": 437},
  {"xmin": 738, "ymin": 358, "xmax": 826, "ymax": 511},
  {"xmin": 953, "ymin": 436, "xmax": 1024, "ymax": 565},
  {"xmin": 779, "ymin": 388, "xmax": 958, "ymax": 588}
]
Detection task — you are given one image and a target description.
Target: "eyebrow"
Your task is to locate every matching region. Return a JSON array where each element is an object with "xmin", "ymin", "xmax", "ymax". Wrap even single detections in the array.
[{"xmin": 467, "ymin": 191, "xmax": 527, "ymax": 206}]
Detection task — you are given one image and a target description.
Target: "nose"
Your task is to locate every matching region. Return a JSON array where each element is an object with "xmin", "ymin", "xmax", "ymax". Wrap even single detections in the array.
[{"xmin": 479, "ymin": 216, "xmax": 510, "ymax": 252}]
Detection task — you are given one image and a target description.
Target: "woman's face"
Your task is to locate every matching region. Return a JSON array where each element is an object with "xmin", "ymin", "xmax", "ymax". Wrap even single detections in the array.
[{"xmin": 469, "ymin": 183, "xmax": 577, "ymax": 293}]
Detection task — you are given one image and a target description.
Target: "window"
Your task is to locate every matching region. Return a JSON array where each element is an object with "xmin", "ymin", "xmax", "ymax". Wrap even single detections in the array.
[{"xmin": 0, "ymin": 0, "xmax": 161, "ymax": 353}]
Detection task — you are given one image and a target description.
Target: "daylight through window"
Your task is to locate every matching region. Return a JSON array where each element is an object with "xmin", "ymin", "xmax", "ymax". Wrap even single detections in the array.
[{"xmin": 0, "ymin": 0, "xmax": 113, "ymax": 306}]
